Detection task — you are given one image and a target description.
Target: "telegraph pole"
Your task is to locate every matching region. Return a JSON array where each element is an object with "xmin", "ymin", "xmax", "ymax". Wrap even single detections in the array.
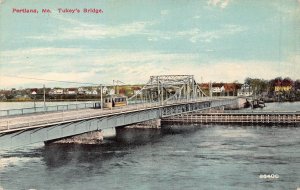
[
  {"xmin": 43, "ymin": 84, "xmax": 46, "ymax": 111},
  {"xmin": 100, "ymin": 84, "xmax": 103, "ymax": 110}
]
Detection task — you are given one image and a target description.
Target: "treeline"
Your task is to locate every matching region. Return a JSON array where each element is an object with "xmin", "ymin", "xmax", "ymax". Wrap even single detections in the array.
[{"xmin": 245, "ymin": 77, "xmax": 300, "ymax": 101}]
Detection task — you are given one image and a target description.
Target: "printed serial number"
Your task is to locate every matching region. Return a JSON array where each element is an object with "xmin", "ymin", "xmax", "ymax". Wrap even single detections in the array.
[{"xmin": 259, "ymin": 174, "xmax": 279, "ymax": 179}]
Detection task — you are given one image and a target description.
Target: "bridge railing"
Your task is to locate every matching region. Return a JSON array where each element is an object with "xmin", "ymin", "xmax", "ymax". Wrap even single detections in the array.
[
  {"xmin": 0, "ymin": 102, "xmax": 96, "ymax": 117},
  {"xmin": 0, "ymin": 96, "xmax": 234, "ymax": 118}
]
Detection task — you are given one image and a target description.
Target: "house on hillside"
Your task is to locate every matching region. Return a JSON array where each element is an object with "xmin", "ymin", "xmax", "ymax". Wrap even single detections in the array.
[{"xmin": 274, "ymin": 81, "xmax": 293, "ymax": 93}]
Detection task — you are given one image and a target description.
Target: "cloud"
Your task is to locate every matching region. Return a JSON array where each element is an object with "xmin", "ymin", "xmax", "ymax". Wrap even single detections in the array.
[
  {"xmin": 0, "ymin": 49, "xmax": 201, "ymax": 87},
  {"xmin": 27, "ymin": 15, "xmax": 156, "ymax": 41},
  {"xmin": 176, "ymin": 24, "xmax": 247, "ymax": 43},
  {"xmin": 30, "ymin": 21, "xmax": 154, "ymax": 41},
  {"xmin": 26, "ymin": 12, "xmax": 244, "ymax": 44},
  {"xmin": 1, "ymin": 47, "xmax": 82, "ymax": 57},
  {"xmin": 1, "ymin": 47, "xmax": 299, "ymax": 88},
  {"xmin": 208, "ymin": 0, "xmax": 231, "ymax": 9}
]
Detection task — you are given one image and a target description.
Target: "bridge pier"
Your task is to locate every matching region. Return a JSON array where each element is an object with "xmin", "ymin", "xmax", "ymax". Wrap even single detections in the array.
[{"xmin": 45, "ymin": 130, "xmax": 104, "ymax": 145}]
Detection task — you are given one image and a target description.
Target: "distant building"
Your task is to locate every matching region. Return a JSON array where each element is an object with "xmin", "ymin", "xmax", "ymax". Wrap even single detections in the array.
[
  {"xmin": 84, "ymin": 88, "xmax": 98, "ymax": 95},
  {"xmin": 0, "ymin": 90, "xmax": 11, "ymax": 100},
  {"xmin": 78, "ymin": 87, "xmax": 86, "ymax": 95},
  {"xmin": 199, "ymin": 83, "xmax": 209, "ymax": 91},
  {"xmin": 274, "ymin": 79, "xmax": 293, "ymax": 93},
  {"xmin": 49, "ymin": 88, "xmax": 64, "ymax": 95},
  {"xmin": 212, "ymin": 83, "xmax": 224, "ymax": 93},
  {"xmin": 200, "ymin": 83, "xmax": 240, "ymax": 96},
  {"xmin": 0, "ymin": 90, "xmax": 11, "ymax": 96},
  {"xmin": 30, "ymin": 88, "xmax": 37, "ymax": 95},
  {"xmin": 237, "ymin": 84, "xmax": 253, "ymax": 97},
  {"xmin": 274, "ymin": 86, "xmax": 292, "ymax": 92},
  {"xmin": 224, "ymin": 83, "xmax": 239, "ymax": 96},
  {"xmin": 274, "ymin": 81, "xmax": 293, "ymax": 93},
  {"xmin": 91, "ymin": 89, "xmax": 98, "ymax": 95},
  {"xmin": 66, "ymin": 88, "xmax": 77, "ymax": 95},
  {"xmin": 0, "ymin": 95, "xmax": 7, "ymax": 100}
]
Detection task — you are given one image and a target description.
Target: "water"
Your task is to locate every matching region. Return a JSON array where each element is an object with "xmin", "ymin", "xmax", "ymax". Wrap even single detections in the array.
[
  {"xmin": 0, "ymin": 102, "xmax": 299, "ymax": 190},
  {"xmin": 263, "ymin": 102, "xmax": 300, "ymax": 112}
]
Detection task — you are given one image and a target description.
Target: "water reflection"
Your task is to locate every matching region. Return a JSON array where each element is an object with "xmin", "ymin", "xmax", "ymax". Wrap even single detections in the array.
[{"xmin": 41, "ymin": 128, "xmax": 164, "ymax": 169}]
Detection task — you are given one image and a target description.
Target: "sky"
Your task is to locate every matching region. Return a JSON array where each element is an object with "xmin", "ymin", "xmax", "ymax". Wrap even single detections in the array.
[{"xmin": 0, "ymin": 0, "xmax": 299, "ymax": 88}]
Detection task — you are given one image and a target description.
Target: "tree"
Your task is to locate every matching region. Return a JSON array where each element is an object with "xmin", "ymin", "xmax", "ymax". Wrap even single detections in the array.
[
  {"xmin": 294, "ymin": 80, "xmax": 300, "ymax": 90},
  {"xmin": 282, "ymin": 77, "xmax": 293, "ymax": 86},
  {"xmin": 244, "ymin": 78, "xmax": 269, "ymax": 95},
  {"xmin": 274, "ymin": 77, "xmax": 283, "ymax": 86}
]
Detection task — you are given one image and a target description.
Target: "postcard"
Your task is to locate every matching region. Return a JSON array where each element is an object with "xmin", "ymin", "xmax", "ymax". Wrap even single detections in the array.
[{"xmin": 0, "ymin": 0, "xmax": 299, "ymax": 190}]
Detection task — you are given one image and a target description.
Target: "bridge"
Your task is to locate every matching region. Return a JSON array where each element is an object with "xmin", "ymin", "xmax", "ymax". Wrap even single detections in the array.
[{"xmin": 0, "ymin": 75, "xmax": 237, "ymax": 150}]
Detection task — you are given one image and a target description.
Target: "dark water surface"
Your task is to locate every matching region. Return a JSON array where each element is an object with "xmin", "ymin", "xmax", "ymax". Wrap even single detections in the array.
[{"xmin": 0, "ymin": 102, "xmax": 299, "ymax": 190}]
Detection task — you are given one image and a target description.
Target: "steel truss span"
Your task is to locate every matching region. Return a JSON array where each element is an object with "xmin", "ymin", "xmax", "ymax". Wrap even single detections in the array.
[{"xmin": 128, "ymin": 75, "xmax": 207, "ymax": 104}]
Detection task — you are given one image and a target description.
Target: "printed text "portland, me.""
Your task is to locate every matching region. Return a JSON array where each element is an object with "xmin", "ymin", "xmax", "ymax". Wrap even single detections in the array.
[{"xmin": 12, "ymin": 8, "xmax": 103, "ymax": 14}]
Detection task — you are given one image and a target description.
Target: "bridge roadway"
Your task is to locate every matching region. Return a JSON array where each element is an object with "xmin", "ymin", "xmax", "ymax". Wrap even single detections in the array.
[{"xmin": 0, "ymin": 97, "xmax": 236, "ymax": 150}]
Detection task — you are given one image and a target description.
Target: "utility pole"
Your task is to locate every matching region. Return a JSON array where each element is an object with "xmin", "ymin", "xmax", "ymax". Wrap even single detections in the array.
[
  {"xmin": 34, "ymin": 95, "xmax": 36, "ymax": 109},
  {"xmin": 43, "ymin": 84, "xmax": 46, "ymax": 111},
  {"xmin": 161, "ymin": 83, "xmax": 164, "ymax": 105},
  {"xmin": 157, "ymin": 76, "xmax": 160, "ymax": 104},
  {"xmin": 209, "ymin": 81, "xmax": 213, "ymax": 97},
  {"xmin": 100, "ymin": 84, "xmax": 103, "ymax": 110}
]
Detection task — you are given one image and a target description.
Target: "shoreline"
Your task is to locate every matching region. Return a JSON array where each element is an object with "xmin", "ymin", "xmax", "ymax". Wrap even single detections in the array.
[{"xmin": 1, "ymin": 99, "xmax": 300, "ymax": 103}]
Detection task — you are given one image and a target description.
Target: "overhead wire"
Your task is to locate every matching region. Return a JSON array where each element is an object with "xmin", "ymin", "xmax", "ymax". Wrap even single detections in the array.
[{"xmin": 2, "ymin": 75, "xmax": 112, "ymax": 86}]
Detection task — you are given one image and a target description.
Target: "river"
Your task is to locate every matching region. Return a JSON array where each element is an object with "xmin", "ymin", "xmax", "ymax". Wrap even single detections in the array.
[{"xmin": 0, "ymin": 102, "xmax": 299, "ymax": 190}]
